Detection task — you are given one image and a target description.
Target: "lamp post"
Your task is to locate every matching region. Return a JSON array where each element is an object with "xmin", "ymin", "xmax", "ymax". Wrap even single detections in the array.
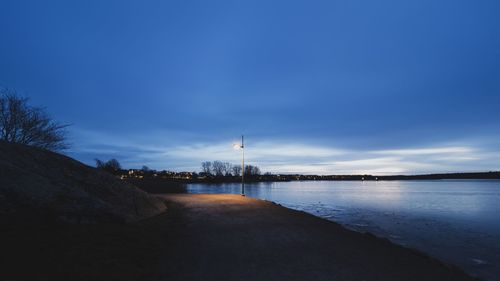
[{"xmin": 234, "ymin": 135, "xmax": 245, "ymax": 196}]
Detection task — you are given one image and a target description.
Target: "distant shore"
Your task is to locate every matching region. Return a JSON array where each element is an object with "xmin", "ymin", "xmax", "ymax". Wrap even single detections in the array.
[
  {"xmin": 121, "ymin": 171, "xmax": 500, "ymax": 186},
  {"xmin": 123, "ymin": 172, "xmax": 500, "ymax": 194}
]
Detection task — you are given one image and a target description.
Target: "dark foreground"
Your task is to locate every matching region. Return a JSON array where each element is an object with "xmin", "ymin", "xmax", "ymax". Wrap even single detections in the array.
[{"xmin": 1, "ymin": 194, "xmax": 478, "ymax": 281}]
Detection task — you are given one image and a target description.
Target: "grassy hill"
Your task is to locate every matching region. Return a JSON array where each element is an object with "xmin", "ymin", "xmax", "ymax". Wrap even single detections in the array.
[{"xmin": 0, "ymin": 141, "xmax": 166, "ymax": 224}]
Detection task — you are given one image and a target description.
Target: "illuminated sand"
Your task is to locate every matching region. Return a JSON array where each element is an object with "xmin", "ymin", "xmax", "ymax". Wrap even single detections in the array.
[{"xmin": 157, "ymin": 194, "xmax": 477, "ymax": 281}]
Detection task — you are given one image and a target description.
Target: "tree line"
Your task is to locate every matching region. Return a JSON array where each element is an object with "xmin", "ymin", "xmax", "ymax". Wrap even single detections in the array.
[
  {"xmin": 93, "ymin": 158, "xmax": 263, "ymax": 178},
  {"xmin": 201, "ymin": 160, "xmax": 261, "ymax": 177}
]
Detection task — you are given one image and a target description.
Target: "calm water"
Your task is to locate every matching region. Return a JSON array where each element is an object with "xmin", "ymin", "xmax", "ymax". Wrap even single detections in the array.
[{"xmin": 188, "ymin": 180, "xmax": 500, "ymax": 281}]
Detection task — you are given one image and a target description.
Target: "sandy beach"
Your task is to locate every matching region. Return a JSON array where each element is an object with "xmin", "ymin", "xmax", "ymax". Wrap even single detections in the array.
[{"xmin": 1, "ymin": 194, "xmax": 478, "ymax": 281}]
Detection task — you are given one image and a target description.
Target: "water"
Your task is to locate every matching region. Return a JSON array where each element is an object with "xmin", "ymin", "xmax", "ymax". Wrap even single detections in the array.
[{"xmin": 187, "ymin": 180, "xmax": 500, "ymax": 281}]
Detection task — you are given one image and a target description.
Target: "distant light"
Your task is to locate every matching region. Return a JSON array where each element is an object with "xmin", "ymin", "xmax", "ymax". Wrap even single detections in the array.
[{"xmin": 233, "ymin": 143, "xmax": 241, "ymax": 150}]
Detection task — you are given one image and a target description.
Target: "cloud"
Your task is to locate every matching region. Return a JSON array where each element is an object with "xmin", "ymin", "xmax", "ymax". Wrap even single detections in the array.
[
  {"xmin": 66, "ymin": 127, "xmax": 497, "ymax": 175},
  {"xmin": 243, "ymin": 144, "xmax": 487, "ymax": 175},
  {"xmin": 166, "ymin": 141, "xmax": 345, "ymax": 161},
  {"xmin": 262, "ymin": 157, "xmax": 443, "ymax": 175},
  {"xmin": 373, "ymin": 146, "xmax": 474, "ymax": 156}
]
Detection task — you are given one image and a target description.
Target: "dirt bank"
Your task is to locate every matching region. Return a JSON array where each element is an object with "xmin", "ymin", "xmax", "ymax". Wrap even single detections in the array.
[{"xmin": 0, "ymin": 141, "xmax": 166, "ymax": 223}]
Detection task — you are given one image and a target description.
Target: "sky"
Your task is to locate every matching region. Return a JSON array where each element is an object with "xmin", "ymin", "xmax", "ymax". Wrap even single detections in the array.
[{"xmin": 1, "ymin": 0, "xmax": 499, "ymax": 175}]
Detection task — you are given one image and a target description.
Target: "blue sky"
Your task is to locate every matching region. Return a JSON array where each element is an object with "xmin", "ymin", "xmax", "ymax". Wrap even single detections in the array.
[{"xmin": 1, "ymin": 0, "xmax": 499, "ymax": 174}]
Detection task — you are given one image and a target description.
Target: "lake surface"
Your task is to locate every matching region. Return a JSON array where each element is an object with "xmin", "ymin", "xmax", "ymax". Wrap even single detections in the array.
[{"xmin": 188, "ymin": 180, "xmax": 500, "ymax": 281}]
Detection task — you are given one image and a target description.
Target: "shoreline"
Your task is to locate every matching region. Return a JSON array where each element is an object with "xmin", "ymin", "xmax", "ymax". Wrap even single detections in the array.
[
  {"xmin": 258, "ymin": 197, "xmax": 482, "ymax": 278},
  {"xmin": 157, "ymin": 194, "xmax": 478, "ymax": 281},
  {"xmin": 1, "ymin": 194, "xmax": 480, "ymax": 281},
  {"xmin": 120, "ymin": 171, "xmax": 500, "ymax": 185}
]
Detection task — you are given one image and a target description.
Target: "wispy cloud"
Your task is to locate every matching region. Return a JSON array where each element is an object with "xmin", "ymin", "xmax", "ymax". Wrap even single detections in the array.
[
  {"xmin": 372, "ymin": 146, "xmax": 474, "ymax": 156},
  {"xmin": 166, "ymin": 141, "xmax": 345, "ymax": 161},
  {"xmin": 66, "ymin": 127, "xmax": 498, "ymax": 175},
  {"xmin": 262, "ymin": 157, "xmax": 443, "ymax": 175}
]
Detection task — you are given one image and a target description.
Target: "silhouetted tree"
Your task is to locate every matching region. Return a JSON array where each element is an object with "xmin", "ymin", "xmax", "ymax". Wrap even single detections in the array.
[
  {"xmin": 201, "ymin": 161, "xmax": 212, "ymax": 176},
  {"xmin": 200, "ymin": 161, "xmax": 261, "ymax": 178},
  {"xmin": 141, "ymin": 165, "xmax": 150, "ymax": 172},
  {"xmin": 232, "ymin": 165, "xmax": 242, "ymax": 176},
  {"xmin": 107, "ymin": 159, "xmax": 121, "ymax": 171},
  {"xmin": 212, "ymin": 160, "xmax": 226, "ymax": 176},
  {"xmin": 0, "ymin": 89, "xmax": 68, "ymax": 151},
  {"xmin": 245, "ymin": 165, "xmax": 261, "ymax": 176},
  {"xmin": 95, "ymin": 159, "xmax": 105, "ymax": 168},
  {"xmin": 95, "ymin": 158, "xmax": 122, "ymax": 173},
  {"xmin": 223, "ymin": 162, "xmax": 232, "ymax": 176}
]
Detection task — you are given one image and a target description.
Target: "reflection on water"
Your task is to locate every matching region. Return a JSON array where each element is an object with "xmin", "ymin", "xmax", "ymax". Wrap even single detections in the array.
[{"xmin": 188, "ymin": 180, "xmax": 500, "ymax": 281}]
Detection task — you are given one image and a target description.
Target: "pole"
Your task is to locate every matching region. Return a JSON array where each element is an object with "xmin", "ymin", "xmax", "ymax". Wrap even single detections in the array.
[{"xmin": 241, "ymin": 135, "xmax": 245, "ymax": 196}]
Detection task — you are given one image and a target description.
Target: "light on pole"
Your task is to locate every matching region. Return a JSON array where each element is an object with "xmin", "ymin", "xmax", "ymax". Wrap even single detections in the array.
[{"xmin": 233, "ymin": 135, "xmax": 245, "ymax": 196}]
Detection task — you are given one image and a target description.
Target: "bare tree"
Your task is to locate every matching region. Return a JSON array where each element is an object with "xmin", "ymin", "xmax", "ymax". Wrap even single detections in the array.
[
  {"xmin": 245, "ymin": 165, "xmax": 261, "ymax": 176},
  {"xmin": 0, "ymin": 89, "xmax": 68, "ymax": 151},
  {"xmin": 253, "ymin": 166, "xmax": 261, "ymax": 176},
  {"xmin": 95, "ymin": 159, "xmax": 105, "ymax": 168},
  {"xmin": 95, "ymin": 158, "xmax": 122, "ymax": 173},
  {"xmin": 232, "ymin": 164, "xmax": 242, "ymax": 176},
  {"xmin": 223, "ymin": 162, "xmax": 232, "ymax": 176},
  {"xmin": 106, "ymin": 159, "xmax": 121, "ymax": 171},
  {"xmin": 212, "ymin": 160, "xmax": 225, "ymax": 177},
  {"xmin": 201, "ymin": 161, "xmax": 212, "ymax": 175}
]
